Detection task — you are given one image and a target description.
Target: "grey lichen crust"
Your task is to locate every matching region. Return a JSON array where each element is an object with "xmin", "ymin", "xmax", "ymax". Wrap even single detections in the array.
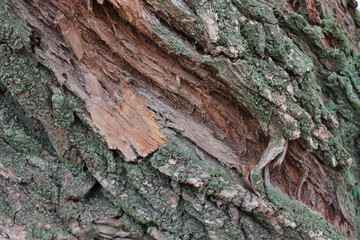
[
  {"xmin": 0, "ymin": 0, "xmax": 359, "ymax": 240},
  {"xmin": 149, "ymin": 0, "xmax": 360, "ymax": 234}
]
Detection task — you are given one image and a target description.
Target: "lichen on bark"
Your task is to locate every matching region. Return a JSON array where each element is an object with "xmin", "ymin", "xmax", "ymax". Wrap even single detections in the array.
[{"xmin": 0, "ymin": 0, "xmax": 359, "ymax": 239}]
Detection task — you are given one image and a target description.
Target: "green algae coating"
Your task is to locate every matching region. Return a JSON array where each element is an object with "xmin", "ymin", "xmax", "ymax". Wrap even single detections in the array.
[
  {"xmin": 265, "ymin": 184, "xmax": 347, "ymax": 240},
  {"xmin": 1, "ymin": 0, "xmax": 359, "ymax": 239}
]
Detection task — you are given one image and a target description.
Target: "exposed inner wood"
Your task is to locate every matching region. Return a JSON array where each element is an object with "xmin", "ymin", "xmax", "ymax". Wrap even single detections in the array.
[
  {"xmin": 271, "ymin": 141, "xmax": 355, "ymax": 234},
  {"xmin": 12, "ymin": 0, "xmax": 357, "ymax": 236}
]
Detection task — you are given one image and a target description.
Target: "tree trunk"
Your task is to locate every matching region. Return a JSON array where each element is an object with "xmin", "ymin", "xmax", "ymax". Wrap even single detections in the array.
[{"xmin": 0, "ymin": 0, "xmax": 359, "ymax": 239}]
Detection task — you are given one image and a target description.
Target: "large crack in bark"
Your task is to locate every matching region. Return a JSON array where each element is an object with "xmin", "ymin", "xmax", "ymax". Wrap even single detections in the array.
[{"xmin": 1, "ymin": 0, "xmax": 359, "ymax": 239}]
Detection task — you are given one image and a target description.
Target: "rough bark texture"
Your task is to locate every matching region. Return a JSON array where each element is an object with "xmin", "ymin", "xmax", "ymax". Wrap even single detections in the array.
[{"xmin": 0, "ymin": 0, "xmax": 359, "ymax": 239}]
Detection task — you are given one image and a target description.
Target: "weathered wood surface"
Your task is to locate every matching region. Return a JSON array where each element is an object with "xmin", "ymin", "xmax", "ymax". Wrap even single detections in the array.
[{"xmin": 0, "ymin": 0, "xmax": 359, "ymax": 239}]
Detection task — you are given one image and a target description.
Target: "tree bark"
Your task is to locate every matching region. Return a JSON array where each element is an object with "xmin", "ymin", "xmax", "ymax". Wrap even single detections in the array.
[{"xmin": 0, "ymin": 0, "xmax": 359, "ymax": 239}]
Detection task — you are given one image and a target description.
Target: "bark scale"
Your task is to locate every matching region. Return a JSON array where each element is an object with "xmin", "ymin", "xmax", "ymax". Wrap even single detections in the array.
[{"xmin": 0, "ymin": 0, "xmax": 359, "ymax": 239}]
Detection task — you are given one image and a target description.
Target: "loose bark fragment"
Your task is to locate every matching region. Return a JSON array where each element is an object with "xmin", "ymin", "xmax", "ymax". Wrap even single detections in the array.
[{"xmin": 0, "ymin": 0, "xmax": 359, "ymax": 239}]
